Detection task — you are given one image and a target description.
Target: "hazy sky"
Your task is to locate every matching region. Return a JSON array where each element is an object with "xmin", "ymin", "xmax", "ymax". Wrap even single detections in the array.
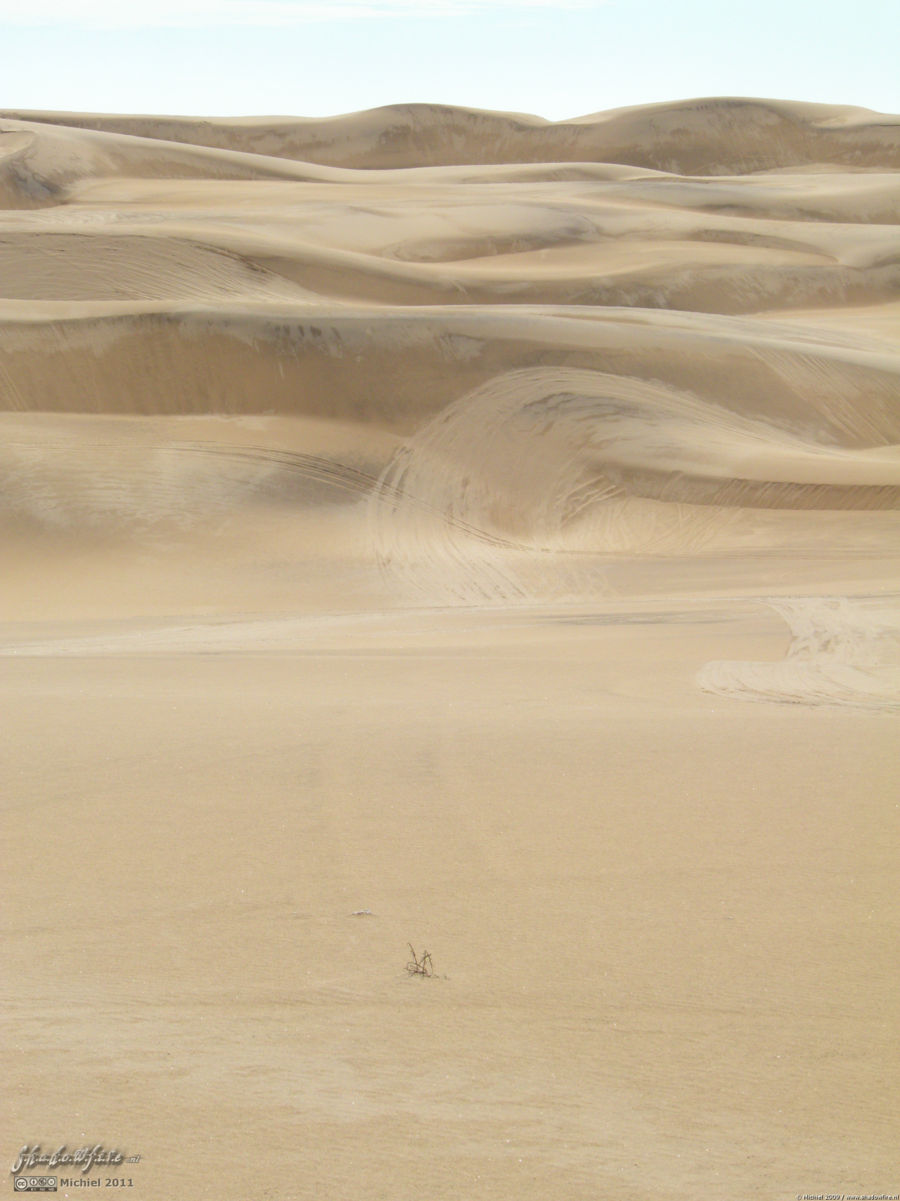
[{"xmin": 1, "ymin": 0, "xmax": 897, "ymax": 119}]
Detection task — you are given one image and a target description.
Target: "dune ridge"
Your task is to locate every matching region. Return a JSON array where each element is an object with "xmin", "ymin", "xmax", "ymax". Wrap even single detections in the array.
[{"xmin": 5, "ymin": 97, "xmax": 900, "ymax": 174}]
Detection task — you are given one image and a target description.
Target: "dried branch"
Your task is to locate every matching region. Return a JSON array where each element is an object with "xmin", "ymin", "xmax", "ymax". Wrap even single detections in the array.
[{"xmin": 406, "ymin": 944, "xmax": 434, "ymax": 977}]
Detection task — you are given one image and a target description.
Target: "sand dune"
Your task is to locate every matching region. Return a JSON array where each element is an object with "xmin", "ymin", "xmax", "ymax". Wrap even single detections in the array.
[
  {"xmin": 698, "ymin": 596, "xmax": 900, "ymax": 710},
  {"xmin": 6, "ymin": 97, "xmax": 900, "ymax": 173},
  {"xmin": 3, "ymin": 99, "xmax": 899, "ymax": 1200}
]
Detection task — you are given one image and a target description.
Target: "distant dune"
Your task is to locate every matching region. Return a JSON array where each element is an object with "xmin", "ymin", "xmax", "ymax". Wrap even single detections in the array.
[
  {"xmin": 5, "ymin": 97, "xmax": 900, "ymax": 173},
  {"xmin": 2, "ymin": 97, "xmax": 898, "ymax": 611}
]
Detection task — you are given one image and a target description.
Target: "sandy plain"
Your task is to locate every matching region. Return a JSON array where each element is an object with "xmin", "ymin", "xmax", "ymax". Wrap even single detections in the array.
[{"xmin": 1, "ymin": 98, "xmax": 899, "ymax": 1200}]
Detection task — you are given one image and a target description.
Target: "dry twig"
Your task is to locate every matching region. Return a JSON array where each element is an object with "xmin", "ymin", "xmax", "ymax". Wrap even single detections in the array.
[{"xmin": 406, "ymin": 944, "xmax": 434, "ymax": 977}]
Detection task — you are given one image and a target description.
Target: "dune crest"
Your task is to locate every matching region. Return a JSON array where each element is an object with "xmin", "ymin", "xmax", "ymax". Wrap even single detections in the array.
[{"xmin": 4, "ymin": 96, "xmax": 900, "ymax": 174}]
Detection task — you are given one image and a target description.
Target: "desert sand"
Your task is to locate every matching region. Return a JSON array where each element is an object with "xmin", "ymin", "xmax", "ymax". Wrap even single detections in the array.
[{"xmin": 2, "ymin": 98, "xmax": 899, "ymax": 1200}]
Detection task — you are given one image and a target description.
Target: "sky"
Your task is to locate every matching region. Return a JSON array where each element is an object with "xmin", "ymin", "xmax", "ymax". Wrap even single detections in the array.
[{"xmin": 0, "ymin": 0, "xmax": 897, "ymax": 120}]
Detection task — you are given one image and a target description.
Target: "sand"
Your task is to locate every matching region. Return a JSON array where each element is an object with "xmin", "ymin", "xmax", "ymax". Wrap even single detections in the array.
[{"xmin": 1, "ymin": 98, "xmax": 898, "ymax": 1200}]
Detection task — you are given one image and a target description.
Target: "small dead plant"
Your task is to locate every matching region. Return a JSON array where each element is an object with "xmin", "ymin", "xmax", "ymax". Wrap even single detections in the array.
[{"xmin": 405, "ymin": 944, "xmax": 434, "ymax": 978}]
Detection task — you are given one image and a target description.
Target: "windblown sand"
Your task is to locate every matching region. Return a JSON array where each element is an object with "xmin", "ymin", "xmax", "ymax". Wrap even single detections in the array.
[{"xmin": 2, "ymin": 99, "xmax": 899, "ymax": 1200}]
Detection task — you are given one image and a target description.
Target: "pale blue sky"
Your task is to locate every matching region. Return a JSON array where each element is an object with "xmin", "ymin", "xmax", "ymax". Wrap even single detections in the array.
[{"xmin": 0, "ymin": 0, "xmax": 896, "ymax": 120}]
